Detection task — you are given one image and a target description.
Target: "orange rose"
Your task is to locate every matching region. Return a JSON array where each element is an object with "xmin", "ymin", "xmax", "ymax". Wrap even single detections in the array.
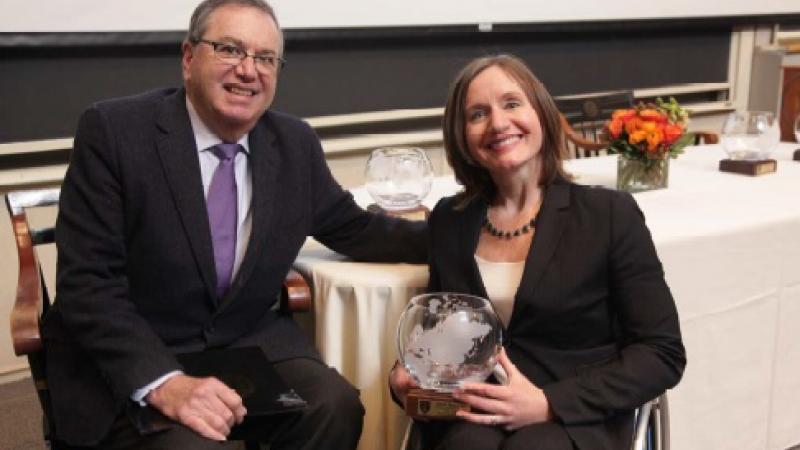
[
  {"xmin": 625, "ymin": 117, "xmax": 642, "ymax": 136},
  {"xmin": 612, "ymin": 109, "xmax": 636, "ymax": 121},
  {"xmin": 663, "ymin": 123, "xmax": 684, "ymax": 144},
  {"xmin": 629, "ymin": 130, "xmax": 647, "ymax": 145},
  {"xmin": 607, "ymin": 118, "xmax": 624, "ymax": 139},
  {"xmin": 646, "ymin": 129, "xmax": 664, "ymax": 152},
  {"xmin": 639, "ymin": 120, "xmax": 658, "ymax": 132},
  {"xmin": 639, "ymin": 109, "xmax": 668, "ymax": 123}
]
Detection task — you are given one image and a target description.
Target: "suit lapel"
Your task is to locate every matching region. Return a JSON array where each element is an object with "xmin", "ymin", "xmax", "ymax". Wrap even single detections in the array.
[
  {"xmin": 217, "ymin": 116, "xmax": 280, "ymax": 309},
  {"xmin": 462, "ymin": 198, "xmax": 490, "ymax": 298},
  {"xmin": 154, "ymin": 90, "xmax": 218, "ymax": 305},
  {"xmin": 510, "ymin": 181, "xmax": 571, "ymax": 324}
]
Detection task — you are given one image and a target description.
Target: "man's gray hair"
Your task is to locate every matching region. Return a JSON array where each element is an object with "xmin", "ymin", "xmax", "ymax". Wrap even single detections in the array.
[{"xmin": 186, "ymin": 0, "xmax": 283, "ymax": 52}]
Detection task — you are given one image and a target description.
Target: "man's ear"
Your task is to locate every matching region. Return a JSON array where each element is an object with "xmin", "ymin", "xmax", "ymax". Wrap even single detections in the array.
[{"xmin": 181, "ymin": 41, "xmax": 194, "ymax": 81}]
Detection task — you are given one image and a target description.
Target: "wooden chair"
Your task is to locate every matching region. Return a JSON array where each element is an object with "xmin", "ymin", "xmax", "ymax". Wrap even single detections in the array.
[
  {"xmin": 5, "ymin": 187, "xmax": 312, "ymax": 449},
  {"xmin": 556, "ymin": 90, "xmax": 635, "ymax": 158},
  {"xmin": 556, "ymin": 91, "xmax": 720, "ymax": 158},
  {"xmin": 401, "ymin": 393, "xmax": 671, "ymax": 450},
  {"xmin": 692, "ymin": 131, "xmax": 719, "ymax": 145}
]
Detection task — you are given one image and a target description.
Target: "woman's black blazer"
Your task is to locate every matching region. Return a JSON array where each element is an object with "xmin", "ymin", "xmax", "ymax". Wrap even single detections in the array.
[{"xmin": 427, "ymin": 180, "xmax": 686, "ymax": 450}]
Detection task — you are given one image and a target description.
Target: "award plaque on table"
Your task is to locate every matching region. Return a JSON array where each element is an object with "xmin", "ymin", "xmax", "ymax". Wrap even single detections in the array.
[
  {"xmin": 364, "ymin": 147, "xmax": 432, "ymax": 222},
  {"xmin": 718, "ymin": 159, "xmax": 778, "ymax": 176},
  {"xmin": 719, "ymin": 111, "xmax": 779, "ymax": 176},
  {"xmin": 397, "ymin": 293, "xmax": 503, "ymax": 419}
]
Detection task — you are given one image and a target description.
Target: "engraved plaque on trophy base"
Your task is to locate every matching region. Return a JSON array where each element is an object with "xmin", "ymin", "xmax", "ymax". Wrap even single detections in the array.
[
  {"xmin": 719, "ymin": 159, "xmax": 777, "ymax": 176},
  {"xmin": 405, "ymin": 388, "xmax": 470, "ymax": 420},
  {"xmin": 367, "ymin": 203, "xmax": 429, "ymax": 221}
]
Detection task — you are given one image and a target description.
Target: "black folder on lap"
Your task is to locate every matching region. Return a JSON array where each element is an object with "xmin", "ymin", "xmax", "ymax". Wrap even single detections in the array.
[
  {"xmin": 128, "ymin": 346, "xmax": 306, "ymax": 437},
  {"xmin": 176, "ymin": 346, "xmax": 308, "ymax": 417}
]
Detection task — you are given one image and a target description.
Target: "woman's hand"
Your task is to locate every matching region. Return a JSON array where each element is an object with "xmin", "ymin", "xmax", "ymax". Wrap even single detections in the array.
[
  {"xmin": 453, "ymin": 348, "xmax": 554, "ymax": 430},
  {"xmin": 389, "ymin": 361, "xmax": 419, "ymax": 408}
]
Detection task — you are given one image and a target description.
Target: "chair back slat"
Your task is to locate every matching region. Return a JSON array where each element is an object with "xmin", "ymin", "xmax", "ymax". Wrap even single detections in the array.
[{"xmin": 31, "ymin": 228, "xmax": 56, "ymax": 246}]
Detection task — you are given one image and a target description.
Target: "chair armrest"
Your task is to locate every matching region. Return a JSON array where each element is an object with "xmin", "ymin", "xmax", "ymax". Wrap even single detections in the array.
[
  {"xmin": 693, "ymin": 131, "xmax": 719, "ymax": 145},
  {"xmin": 560, "ymin": 115, "xmax": 609, "ymax": 151},
  {"xmin": 8, "ymin": 210, "xmax": 44, "ymax": 356},
  {"xmin": 280, "ymin": 269, "xmax": 312, "ymax": 314}
]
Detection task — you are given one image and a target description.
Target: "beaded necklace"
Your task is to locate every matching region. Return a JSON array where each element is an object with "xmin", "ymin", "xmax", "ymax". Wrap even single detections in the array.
[{"xmin": 483, "ymin": 213, "xmax": 537, "ymax": 239}]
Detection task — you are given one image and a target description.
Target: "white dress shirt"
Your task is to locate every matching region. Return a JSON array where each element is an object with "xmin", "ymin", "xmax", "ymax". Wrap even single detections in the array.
[{"xmin": 474, "ymin": 254, "xmax": 525, "ymax": 328}]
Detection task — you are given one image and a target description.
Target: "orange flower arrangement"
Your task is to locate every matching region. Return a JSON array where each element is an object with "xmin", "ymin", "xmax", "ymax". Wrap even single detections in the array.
[{"xmin": 605, "ymin": 97, "xmax": 693, "ymax": 163}]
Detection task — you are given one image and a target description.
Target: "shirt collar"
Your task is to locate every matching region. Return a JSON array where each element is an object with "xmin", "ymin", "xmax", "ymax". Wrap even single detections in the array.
[{"xmin": 186, "ymin": 96, "xmax": 250, "ymax": 155}]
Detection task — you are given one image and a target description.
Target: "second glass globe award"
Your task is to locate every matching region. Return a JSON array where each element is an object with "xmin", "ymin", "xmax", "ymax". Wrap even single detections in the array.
[
  {"xmin": 365, "ymin": 147, "xmax": 433, "ymax": 220},
  {"xmin": 719, "ymin": 111, "xmax": 780, "ymax": 176},
  {"xmin": 396, "ymin": 292, "xmax": 503, "ymax": 419}
]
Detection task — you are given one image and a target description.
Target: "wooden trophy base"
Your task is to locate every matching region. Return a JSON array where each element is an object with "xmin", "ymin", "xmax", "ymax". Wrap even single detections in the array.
[
  {"xmin": 366, "ymin": 204, "xmax": 429, "ymax": 221},
  {"xmin": 719, "ymin": 159, "xmax": 777, "ymax": 176},
  {"xmin": 405, "ymin": 389, "xmax": 470, "ymax": 420},
  {"xmin": 794, "ymin": 149, "xmax": 800, "ymax": 161}
]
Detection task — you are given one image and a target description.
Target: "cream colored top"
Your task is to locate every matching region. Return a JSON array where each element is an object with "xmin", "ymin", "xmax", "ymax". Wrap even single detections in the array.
[{"xmin": 474, "ymin": 254, "xmax": 525, "ymax": 327}]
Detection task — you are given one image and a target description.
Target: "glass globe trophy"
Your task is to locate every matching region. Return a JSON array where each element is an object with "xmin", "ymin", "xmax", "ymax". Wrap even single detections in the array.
[
  {"xmin": 719, "ymin": 111, "xmax": 780, "ymax": 176},
  {"xmin": 365, "ymin": 147, "xmax": 433, "ymax": 221},
  {"xmin": 396, "ymin": 292, "xmax": 503, "ymax": 419}
]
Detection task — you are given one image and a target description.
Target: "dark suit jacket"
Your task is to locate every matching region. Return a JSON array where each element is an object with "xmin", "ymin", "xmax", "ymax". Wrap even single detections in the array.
[
  {"xmin": 43, "ymin": 87, "xmax": 427, "ymax": 445},
  {"xmin": 427, "ymin": 180, "xmax": 686, "ymax": 450}
]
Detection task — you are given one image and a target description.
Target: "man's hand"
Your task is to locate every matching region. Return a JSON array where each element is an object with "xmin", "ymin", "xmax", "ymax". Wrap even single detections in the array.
[{"xmin": 146, "ymin": 374, "xmax": 247, "ymax": 441}]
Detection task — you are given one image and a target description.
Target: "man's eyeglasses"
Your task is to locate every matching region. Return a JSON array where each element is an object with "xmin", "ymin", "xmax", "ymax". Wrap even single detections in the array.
[{"xmin": 195, "ymin": 39, "xmax": 285, "ymax": 74}]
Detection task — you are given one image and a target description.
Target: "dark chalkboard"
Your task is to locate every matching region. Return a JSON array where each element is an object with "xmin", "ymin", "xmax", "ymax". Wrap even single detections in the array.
[{"xmin": 0, "ymin": 17, "xmax": 770, "ymax": 143}]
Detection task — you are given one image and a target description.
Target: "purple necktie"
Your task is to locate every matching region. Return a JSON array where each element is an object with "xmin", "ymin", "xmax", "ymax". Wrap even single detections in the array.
[{"xmin": 207, "ymin": 143, "xmax": 241, "ymax": 299}]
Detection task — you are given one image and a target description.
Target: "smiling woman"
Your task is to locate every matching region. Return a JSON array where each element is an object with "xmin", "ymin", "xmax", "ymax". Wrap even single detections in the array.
[{"xmin": 389, "ymin": 54, "xmax": 686, "ymax": 450}]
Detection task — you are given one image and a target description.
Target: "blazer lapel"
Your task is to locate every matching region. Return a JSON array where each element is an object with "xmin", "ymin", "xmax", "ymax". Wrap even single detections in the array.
[
  {"xmin": 217, "ymin": 116, "xmax": 280, "ymax": 310},
  {"xmin": 510, "ymin": 181, "xmax": 571, "ymax": 325},
  {"xmin": 462, "ymin": 198, "xmax": 490, "ymax": 298},
  {"xmin": 154, "ymin": 90, "xmax": 218, "ymax": 305}
]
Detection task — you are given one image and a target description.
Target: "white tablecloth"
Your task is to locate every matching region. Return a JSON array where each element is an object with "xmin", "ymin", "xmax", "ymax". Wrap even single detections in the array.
[{"xmin": 295, "ymin": 144, "xmax": 800, "ymax": 450}]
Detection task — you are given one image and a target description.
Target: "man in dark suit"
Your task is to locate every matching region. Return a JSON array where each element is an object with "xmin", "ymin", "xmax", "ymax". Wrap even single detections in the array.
[{"xmin": 43, "ymin": 0, "xmax": 426, "ymax": 448}]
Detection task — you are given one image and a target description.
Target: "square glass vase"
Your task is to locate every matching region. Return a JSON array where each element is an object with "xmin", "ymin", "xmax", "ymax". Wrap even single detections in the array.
[{"xmin": 616, "ymin": 156, "xmax": 669, "ymax": 193}]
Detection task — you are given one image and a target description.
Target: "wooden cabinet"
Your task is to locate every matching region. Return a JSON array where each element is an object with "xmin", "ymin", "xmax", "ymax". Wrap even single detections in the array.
[{"xmin": 780, "ymin": 66, "xmax": 800, "ymax": 142}]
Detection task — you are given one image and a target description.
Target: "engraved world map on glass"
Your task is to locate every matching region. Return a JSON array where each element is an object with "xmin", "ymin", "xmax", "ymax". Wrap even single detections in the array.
[{"xmin": 397, "ymin": 293, "xmax": 502, "ymax": 392}]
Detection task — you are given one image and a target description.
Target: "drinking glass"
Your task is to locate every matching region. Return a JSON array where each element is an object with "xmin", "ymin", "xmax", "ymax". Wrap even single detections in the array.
[
  {"xmin": 720, "ymin": 111, "xmax": 780, "ymax": 160},
  {"xmin": 365, "ymin": 147, "xmax": 432, "ymax": 211}
]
